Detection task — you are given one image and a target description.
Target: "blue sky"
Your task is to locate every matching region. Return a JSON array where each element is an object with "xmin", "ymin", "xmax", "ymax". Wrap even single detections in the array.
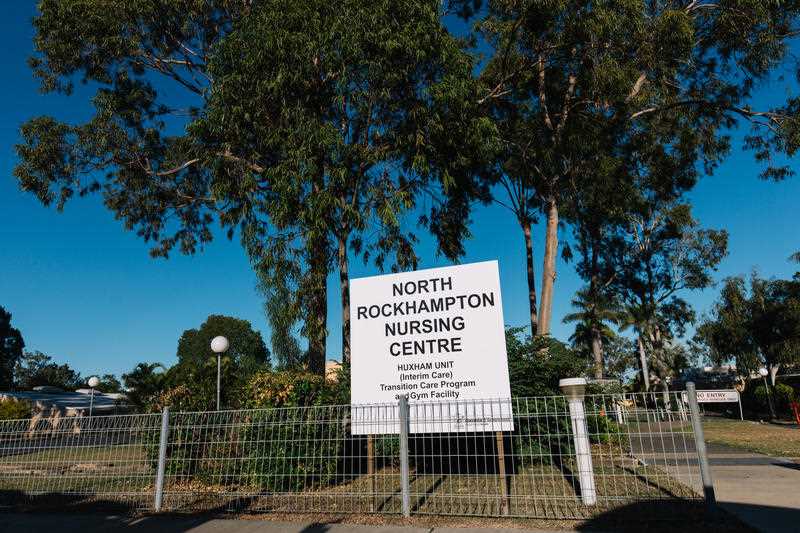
[{"xmin": 1, "ymin": 4, "xmax": 798, "ymax": 379}]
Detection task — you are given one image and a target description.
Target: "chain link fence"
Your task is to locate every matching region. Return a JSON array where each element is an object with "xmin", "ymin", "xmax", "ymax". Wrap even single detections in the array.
[{"xmin": 0, "ymin": 391, "xmax": 706, "ymax": 519}]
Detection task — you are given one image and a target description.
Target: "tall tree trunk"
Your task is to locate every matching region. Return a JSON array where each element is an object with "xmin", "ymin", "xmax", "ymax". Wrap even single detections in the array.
[
  {"xmin": 337, "ymin": 234, "xmax": 351, "ymax": 364},
  {"xmin": 588, "ymin": 239, "xmax": 604, "ymax": 380},
  {"xmin": 591, "ymin": 327, "xmax": 604, "ymax": 380},
  {"xmin": 768, "ymin": 363, "xmax": 780, "ymax": 387},
  {"xmin": 637, "ymin": 335, "xmax": 650, "ymax": 391},
  {"xmin": 537, "ymin": 197, "xmax": 559, "ymax": 336},
  {"xmin": 305, "ymin": 234, "xmax": 328, "ymax": 376},
  {"xmin": 661, "ymin": 379, "xmax": 671, "ymax": 410},
  {"xmin": 522, "ymin": 219, "xmax": 538, "ymax": 335}
]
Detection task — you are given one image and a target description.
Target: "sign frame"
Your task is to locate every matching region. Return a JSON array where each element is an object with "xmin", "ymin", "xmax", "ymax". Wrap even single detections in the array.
[
  {"xmin": 683, "ymin": 389, "xmax": 743, "ymax": 420},
  {"xmin": 349, "ymin": 260, "xmax": 513, "ymax": 434}
]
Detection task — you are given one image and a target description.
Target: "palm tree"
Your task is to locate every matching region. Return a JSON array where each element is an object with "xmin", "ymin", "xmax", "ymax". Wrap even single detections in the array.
[
  {"xmin": 563, "ymin": 287, "xmax": 621, "ymax": 379},
  {"xmin": 122, "ymin": 362, "xmax": 166, "ymax": 410}
]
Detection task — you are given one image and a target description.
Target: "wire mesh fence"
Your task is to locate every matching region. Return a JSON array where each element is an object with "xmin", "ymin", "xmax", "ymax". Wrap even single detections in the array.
[
  {"xmin": 0, "ymin": 412, "xmax": 162, "ymax": 509},
  {"xmin": 0, "ymin": 392, "xmax": 704, "ymax": 519}
]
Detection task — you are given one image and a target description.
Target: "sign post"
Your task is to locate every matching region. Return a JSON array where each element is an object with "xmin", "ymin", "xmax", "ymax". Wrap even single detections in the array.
[{"xmin": 349, "ymin": 260, "xmax": 513, "ymax": 434}]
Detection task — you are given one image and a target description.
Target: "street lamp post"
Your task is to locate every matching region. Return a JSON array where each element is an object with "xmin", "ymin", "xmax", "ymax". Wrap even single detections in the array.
[
  {"xmin": 87, "ymin": 376, "xmax": 100, "ymax": 418},
  {"xmin": 210, "ymin": 336, "xmax": 229, "ymax": 411},
  {"xmin": 758, "ymin": 367, "xmax": 776, "ymax": 419}
]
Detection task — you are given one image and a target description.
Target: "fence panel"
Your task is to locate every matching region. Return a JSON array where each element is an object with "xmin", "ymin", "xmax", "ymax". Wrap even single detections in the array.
[
  {"xmin": 0, "ymin": 413, "xmax": 162, "ymax": 509},
  {"xmin": 0, "ymin": 392, "xmax": 703, "ymax": 519}
]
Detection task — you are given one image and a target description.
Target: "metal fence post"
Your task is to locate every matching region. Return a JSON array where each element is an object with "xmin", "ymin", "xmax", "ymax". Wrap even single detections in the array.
[
  {"xmin": 686, "ymin": 382, "xmax": 716, "ymax": 508},
  {"xmin": 398, "ymin": 395, "xmax": 411, "ymax": 517},
  {"xmin": 154, "ymin": 407, "xmax": 170, "ymax": 512}
]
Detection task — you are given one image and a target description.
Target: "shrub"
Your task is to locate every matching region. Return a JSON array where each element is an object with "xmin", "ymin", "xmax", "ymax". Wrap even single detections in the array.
[
  {"xmin": 239, "ymin": 370, "xmax": 352, "ymax": 491},
  {"xmin": 754, "ymin": 383, "xmax": 795, "ymax": 416},
  {"xmin": 586, "ymin": 413, "xmax": 622, "ymax": 444},
  {"xmin": 0, "ymin": 398, "xmax": 31, "ymax": 420},
  {"xmin": 506, "ymin": 329, "xmax": 587, "ymax": 397},
  {"xmin": 147, "ymin": 384, "xmax": 207, "ymax": 412},
  {"xmin": 243, "ymin": 370, "xmax": 339, "ymax": 408}
]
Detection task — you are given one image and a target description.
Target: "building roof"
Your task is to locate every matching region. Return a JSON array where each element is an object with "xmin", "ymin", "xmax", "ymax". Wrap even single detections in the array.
[{"xmin": 0, "ymin": 388, "xmax": 127, "ymax": 414}]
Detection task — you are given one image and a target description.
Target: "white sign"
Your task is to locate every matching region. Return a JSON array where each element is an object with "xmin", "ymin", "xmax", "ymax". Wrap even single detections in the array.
[
  {"xmin": 683, "ymin": 390, "xmax": 740, "ymax": 403},
  {"xmin": 349, "ymin": 260, "xmax": 513, "ymax": 434}
]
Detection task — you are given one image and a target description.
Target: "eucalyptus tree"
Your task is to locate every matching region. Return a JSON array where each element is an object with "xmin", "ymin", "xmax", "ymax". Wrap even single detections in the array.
[
  {"xmin": 611, "ymin": 198, "xmax": 728, "ymax": 390},
  {"xmin": 466, "ymin": 0, "xmax": 800, "ymax": 336},
  {"xmin": 201, "ymin": 0, "xmax": 480, "ymax": 365},
  {"xmin": 564, "ymin": 143, "xmax": 634, "ymax": 378},
  {"xmin": 14, "ymin": 0, "xmax": 479, "ymax": 373}
]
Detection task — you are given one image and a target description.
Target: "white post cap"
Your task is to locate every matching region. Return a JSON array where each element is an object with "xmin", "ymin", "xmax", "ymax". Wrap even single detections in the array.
[{"xmin": 559, "ymin": 377, "xmax": 587, "ymax": 400}]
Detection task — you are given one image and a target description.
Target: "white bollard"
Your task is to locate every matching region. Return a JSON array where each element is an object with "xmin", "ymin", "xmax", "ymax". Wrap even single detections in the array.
[{"xmin": 560, "ymin": 378, "xmax": 597, "ymax": 506}]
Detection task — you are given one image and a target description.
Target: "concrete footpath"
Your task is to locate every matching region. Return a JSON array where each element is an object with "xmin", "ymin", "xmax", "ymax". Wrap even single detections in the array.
[
  {"xmin": 0, "ymin": 514, "xmax": 559, "ymax": 533},
  {"xmin": 707, "ymin": 442, "xmax": 800, "ymax": 533}
]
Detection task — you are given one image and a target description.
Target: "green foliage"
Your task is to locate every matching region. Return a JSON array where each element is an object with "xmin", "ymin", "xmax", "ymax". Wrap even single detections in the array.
[
  {"xmin": 0, "ymin": 398, "xmax": 31, "ymax": 421},
  {"xmin": 148, "ymin": 384, "xmax": 206, "ymax": 413},
  {"xmin": 506, "ymin": 327, "xmax": 587, "ymax": 397},
  {"xmin": 122, "ymin": 362, "xmax": 166, "ymax": 410},
  {"xmin": 93, "ymin": 374, "xmax": 122, "ymax": 393},
  {"xmin": 243, "ymin": 370, "xmax": 340, "ymax": 409},
  {"xmin": 14, "ymin": 351, "xmax": 83, "ymax": 390},
  {"xmin": 586, "ymin": 413, "xmax": 622, "ymax": 445},
  {"xmin": 0, "ymin": 306, "xmax": 25, "ymax": 390},
  {"xmin": 612, "ymin": 202, "xmax": 727, "ymax": 390},
  {"xmin": 176, "ymin": 315, "xmax": 270, "ymax": 375},
  {"xmin": 15, "ymin": 1, "xmax": 483, "ymax": 375},
  {"xmin": 696, "ymin": 273, "xmax": 800, "ymax": 378},
  {"xmin": 165, "ymin": 315, "xmax": 270, "ymax": 410},
  {"xmin": 753, "ymin": 383, "xmax": 796, "ymax": 416},
  {"xmin": 153, "ymin": 369, "xmax": 351, "ymax": 493}
]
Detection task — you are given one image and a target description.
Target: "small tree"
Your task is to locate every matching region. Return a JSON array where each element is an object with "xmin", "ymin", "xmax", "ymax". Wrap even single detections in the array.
[
  {"xmin": 506, "ymin": 327, "xmax": 586, "ymax": 397},
  {"xmin": 564, "ymin": 287, "xmax": 621, "ymax": 380},
  {"xmin": 122, "ymin": 362, "xmax": 166, "ymax": 410},
  {"xmin": 94, "ymin": 374, "xmax": 122, "ymax": 393}
]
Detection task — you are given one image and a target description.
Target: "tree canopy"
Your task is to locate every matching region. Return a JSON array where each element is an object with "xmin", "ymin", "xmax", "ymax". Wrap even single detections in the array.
[
  {"xmin": 0, "ymin": 307, "xmax": 25, "ymax": 390},
  {"xmin": 468, "ymin": 0, "xmax": 800, "ymax": 342},
  {"xmin": 166, "ymin": 314, "xmax": 270, "ymax": 408},
  {"xmin": 15, "ymin": 0, "xmax": 487, "ymax": 373},
  {"xmin": 11, "ymin": 0, "xmax": 800, "ymax": 390},
  {"xmin": 14, "ymin": 351, "xmax": 83, "ymax": 391},
  {"xmin": 696, "ymin": 272, "xmax": 800, "ymax": 386}
]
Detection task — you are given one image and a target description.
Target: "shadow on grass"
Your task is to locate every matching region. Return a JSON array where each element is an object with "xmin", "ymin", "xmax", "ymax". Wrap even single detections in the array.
[{"xmin": 4, "ymin": 490, "xmax": 796, "ymax": 532}]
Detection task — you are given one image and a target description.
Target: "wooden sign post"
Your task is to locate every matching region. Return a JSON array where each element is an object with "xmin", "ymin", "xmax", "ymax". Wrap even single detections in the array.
[{"xmin": 496, "ymin": 431, "xmax": 509, "ymax": 515}]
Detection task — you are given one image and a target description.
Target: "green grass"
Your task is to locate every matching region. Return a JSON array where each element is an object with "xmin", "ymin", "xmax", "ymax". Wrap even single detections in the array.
[
  {"xmin": 0, "ymin": 444, "xmax": 152, "ymax": 497},
  {"xmin": 702, "ymin": 417, "xmax": 800, "ymax": 458}
]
